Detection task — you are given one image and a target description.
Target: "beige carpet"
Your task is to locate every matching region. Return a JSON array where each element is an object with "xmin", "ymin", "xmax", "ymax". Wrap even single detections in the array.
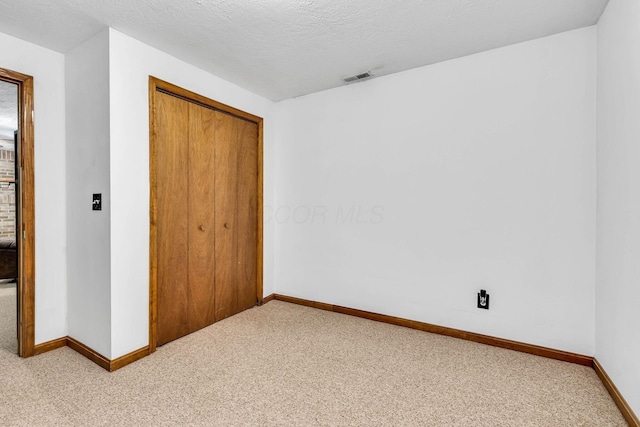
[
  {"xmin": 0, "ymin": 283, "xmax": 17, "ymax": 354},
  {"xmin": 0, "ymin": 296, "xmax": 626, "ymax": 426}
]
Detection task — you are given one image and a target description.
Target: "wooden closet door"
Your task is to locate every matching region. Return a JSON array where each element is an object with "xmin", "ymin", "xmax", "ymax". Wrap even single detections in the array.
[
  {"xmin": 237, "ymin": 120, "xmax": 259, "ymax": 312},
  {"xmin": 213, "ymin": 111, "xmax": 239, "ymax": 321},
  {"xmin": 187, "ymin": 103, "xmax": 217, "ymax": 332},
  {"xmin": 156, "ymin": 92, "xmax": 190, "ymax": 346},
  {"xmin": 152, "ymin": 80, "xmax": 260, "ymax": 347},
  {"xmin": 214, "ymin": 114, "xmax": 259, "ymax": 320}
]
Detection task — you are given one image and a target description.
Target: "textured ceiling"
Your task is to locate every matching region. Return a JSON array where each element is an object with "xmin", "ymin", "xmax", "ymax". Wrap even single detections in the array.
[{"xmin": 0, "ymin": 0, "xmax": 608, "ymax": 101}]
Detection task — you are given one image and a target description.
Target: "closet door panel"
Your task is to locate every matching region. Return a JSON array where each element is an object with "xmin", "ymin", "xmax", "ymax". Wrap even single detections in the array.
[
  {"xmin": 213, "ymin": 111, "xmax": 239, "ymax": 321},
  {"xmin": 156, "ymin": 92, "xmax": 190, "ymax": 346},
  {"xmin": 237, "ymin": 120, "xmax": 259, "ymax": 311},
  {"xmin": 187, "ymin": 103, "xmax": 217, "ymax": 332}
]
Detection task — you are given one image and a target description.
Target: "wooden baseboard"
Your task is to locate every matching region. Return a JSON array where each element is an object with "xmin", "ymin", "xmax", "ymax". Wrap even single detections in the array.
[
  {"xmin": 33, "ymin": 337, "xmax": 67, "ymax": 355},
  {"xmin": 32, "ymin": 336, "xmax": 150, "ymax": 372},
  {"xmin": 273, "ymin": 294, "xmax": 593, "ymax": 366},
  {"xmin": 261, "ymin": 294, "xmax": 275, "ymax": 305},
  {"xmin": 66, "ymin": 337, "xmax": 111, "ymax": 371},
  {"xmin": 110, "ymin": 346, "xmax": 150, "ymax": 372},
  {"xmin": 593, "ymin": 359, "xmax": 640, "ymax": 427}
]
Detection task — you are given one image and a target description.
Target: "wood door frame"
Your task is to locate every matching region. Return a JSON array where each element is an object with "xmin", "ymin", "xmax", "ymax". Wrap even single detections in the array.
[
  {"xmin": 148, "ymin": 76, "xmax": 264, "ymax": 353},
  {"xmin": 0, "ymin": 68, "xmax": 36, "ymax": 357}
]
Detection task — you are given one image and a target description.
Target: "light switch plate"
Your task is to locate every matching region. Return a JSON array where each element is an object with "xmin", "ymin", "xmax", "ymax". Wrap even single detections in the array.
[{"xmin": 92, "ymin": 193, "xmax": 102, "ymax": 211}]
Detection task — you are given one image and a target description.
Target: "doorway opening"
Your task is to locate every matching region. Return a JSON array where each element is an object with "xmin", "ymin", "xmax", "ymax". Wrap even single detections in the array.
[
  {"xmin": 0, "ymin": 79, "xmax": 17, "ymax": 355},
  {"xmin": 0, "ymin": 67, "xmax": 35, "ymax": 358}
]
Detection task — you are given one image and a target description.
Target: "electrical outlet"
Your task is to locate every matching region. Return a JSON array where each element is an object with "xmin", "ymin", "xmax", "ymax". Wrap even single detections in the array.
[{"xmin": 477, "ymin": 289, "xmax": 489, "ymax": 309}]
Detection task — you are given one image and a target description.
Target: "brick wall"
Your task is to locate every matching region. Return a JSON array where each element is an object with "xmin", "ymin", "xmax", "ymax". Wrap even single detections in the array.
[{"xmin": 0, "ymin": 147, "xmax": 15, "ymax": 239}]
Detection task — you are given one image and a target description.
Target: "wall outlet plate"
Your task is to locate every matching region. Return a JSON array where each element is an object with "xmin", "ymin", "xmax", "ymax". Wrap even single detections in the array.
[{"xmin": 477, "ymin": 290, "xmax": 489, "ymax": 309}]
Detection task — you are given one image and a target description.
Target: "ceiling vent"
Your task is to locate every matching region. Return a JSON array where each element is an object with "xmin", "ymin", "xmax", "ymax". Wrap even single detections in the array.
[{"xmin": 344, "ymin": 72, "xmax": 373, "ymax": 83}]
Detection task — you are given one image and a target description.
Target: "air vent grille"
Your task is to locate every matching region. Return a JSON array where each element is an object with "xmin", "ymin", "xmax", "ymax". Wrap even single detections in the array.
[{"xmin": 344, "ymin": 72, "xmax": 373, "ymax": 83}]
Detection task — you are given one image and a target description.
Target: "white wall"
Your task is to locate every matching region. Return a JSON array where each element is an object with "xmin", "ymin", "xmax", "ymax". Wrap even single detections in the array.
[
  {"xmin": 65, "ymin": 29, "xmax": 111, "ymax": 356},
  {"xmin": 596, "ymin": 0, "xmax": 640, "ymax": 416},
  {"xmin": 275, "ymin": 27, "xmax": 597, "ymax": 355},
  {"xmin": 0, "ymin": 31, "xmax": 67, "ymax": 344},
  {"xmin": 108, "ymin": 29, "xmax": 276, "ymax": 359}
]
